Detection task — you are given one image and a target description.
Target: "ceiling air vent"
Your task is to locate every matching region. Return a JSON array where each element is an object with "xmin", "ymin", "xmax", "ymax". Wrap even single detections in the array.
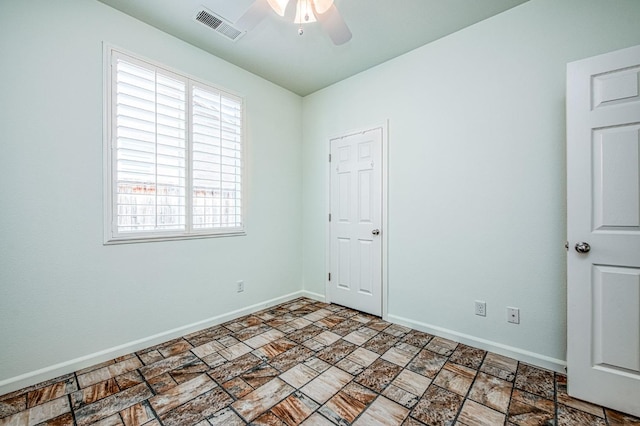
[{"xmin": 194, "ymin": 7, "xmax": 245, "ymax": 41}]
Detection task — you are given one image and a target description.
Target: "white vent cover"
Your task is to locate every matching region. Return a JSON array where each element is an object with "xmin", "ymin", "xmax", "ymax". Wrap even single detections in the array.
[{"xmin": 194, "ymin": 7, "xmax": 245, "ymax": 41}]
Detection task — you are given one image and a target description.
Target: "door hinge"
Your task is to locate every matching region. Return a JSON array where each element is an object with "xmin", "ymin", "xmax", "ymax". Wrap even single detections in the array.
[
  {"xmin": 329, "ymin": 213, "xmax": 332, "ymax": 222},
  {"xmin": 329, "ymin": 154, "xmax": 332, "ymax": 162},
  {"xmin": 328, "ymin": 272, "xmax": 331, "ymax": 281}
]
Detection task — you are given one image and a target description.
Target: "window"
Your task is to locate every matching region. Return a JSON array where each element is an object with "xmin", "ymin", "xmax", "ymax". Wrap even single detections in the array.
[{"xmin": 105, "ymin": 48, "xmax": 244, "ymax": 243}]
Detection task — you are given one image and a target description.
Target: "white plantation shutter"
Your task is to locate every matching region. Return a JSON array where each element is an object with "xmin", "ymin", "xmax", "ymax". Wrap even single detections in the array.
[
  {"xmin": 114, "ymin": 56, "xmax": 187, "ymax": 233},
  {"xmin": 192, "ymin": 85, "xmax": 243, "ymax": 229},
  {"xmin": 107, "ymin": 49, "xmax": 244, "ymax": 242}
]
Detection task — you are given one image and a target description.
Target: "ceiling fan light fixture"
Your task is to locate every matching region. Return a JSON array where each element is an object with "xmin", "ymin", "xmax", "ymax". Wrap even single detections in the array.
[
  {"xmin": 264, "ymin": 0, "xmax": 350, "ymax": 44},
  {"xmin": 267, "ymin": 0, "xmax": 334, "ymax": 22},
  {"xmin": 295, "ymin": 0, "xmax": 316, "ymax": 24},
  {"xmin": 266, "ymin": 0, "xmax": 288, "ymax": 16}
]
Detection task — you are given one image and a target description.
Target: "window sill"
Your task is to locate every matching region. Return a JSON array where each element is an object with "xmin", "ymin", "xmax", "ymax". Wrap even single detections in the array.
[{"xmin": 104, "ymin": 230, "xmax": 246, "ymax": 245}]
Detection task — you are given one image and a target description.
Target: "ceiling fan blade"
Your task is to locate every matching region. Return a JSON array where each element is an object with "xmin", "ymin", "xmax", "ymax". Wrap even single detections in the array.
[
  {"xmin": 316, "ymin": 3, "xmax": 352, "ymax": 45},
  {"xmin": 235, "ymin": 0, "xmax": 271, "ymax": 31},
  {"xmin": 283, "ymin": 0, "xmax": 297, "ymax": 22}
]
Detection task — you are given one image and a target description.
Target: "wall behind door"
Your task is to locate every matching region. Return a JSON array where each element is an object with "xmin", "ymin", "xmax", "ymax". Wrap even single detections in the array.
[{"xmin": 301, "ymin": 0, "xmax": 640, "ymax": 368}]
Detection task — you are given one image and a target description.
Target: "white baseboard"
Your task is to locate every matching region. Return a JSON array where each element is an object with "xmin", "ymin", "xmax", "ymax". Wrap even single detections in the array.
[
  {"xmin": 300, "ymin": 290, "xmax": 325, "ymax": 302},
  {"xmin": 387, "ymin": 314, "xmax": 567, "ymax": 374},
  {"xmin": 0, "ymin": 291, "xmax": 311, "ymax": 396},
  {"xmin": 1, "ymin": 291, "xmax": 566, "ymax": 397}
]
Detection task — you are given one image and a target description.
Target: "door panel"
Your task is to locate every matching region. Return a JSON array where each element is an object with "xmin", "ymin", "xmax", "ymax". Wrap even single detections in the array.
[
  {"xmin": 359, "ymin": 170, "xmax": 372, "ymax": 222},
  {"xmin": 330, "ymin": 128, "xmax": 382, "ymax": 316},
  {"xmin": 358, "ymin": 239, "xmax": 373, "ymax": 295},
  {"xmin": 567, "ymin": 44, "xmax": 640, "ymax": 417},
  {"xmin": 592, "ymin": 266, "xmax": 640, "ymax": 373},
  {"xmin": 593, "ymin": 67, "xmax": 640, "ymax": 108},
  {"xmin": 338, "ymin": 173, "xmax": 350, "ymax": 221},
  {"xmin": 593, "ymin": 126, "xmax": 640, "ymax": 229},
  {"xmin": 337, "ymin": 238, "xmax": 350, "ymax": 290}
]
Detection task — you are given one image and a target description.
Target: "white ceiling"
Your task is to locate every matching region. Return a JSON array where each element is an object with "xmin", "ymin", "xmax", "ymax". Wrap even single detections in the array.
[{"xmin": 97, "ymin": 0, "xmax": 528, "ymax": 96}]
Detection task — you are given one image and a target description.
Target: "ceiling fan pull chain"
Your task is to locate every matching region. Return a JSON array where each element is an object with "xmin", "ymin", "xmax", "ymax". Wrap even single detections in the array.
[{"xmin": 300, "ymin": 0, "xmax": 310, "ymax": 35}]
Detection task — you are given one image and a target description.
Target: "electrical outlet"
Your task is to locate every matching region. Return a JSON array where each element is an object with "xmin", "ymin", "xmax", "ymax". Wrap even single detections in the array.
[
  {"xmin": 507, "ymin": 307, "xmax": 520, "ymax": 324},
  {"xmin": 237, "ymin": 280, "xmax": 244, "ymax": 293},
  {"xmin": 474, "ymin": 301, "xmax": 486, "ymax": 317}
]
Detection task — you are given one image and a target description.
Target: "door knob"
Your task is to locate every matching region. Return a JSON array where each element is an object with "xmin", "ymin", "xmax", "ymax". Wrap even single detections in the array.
[
  {"xmin": 575, "ymin": 242, "xmax": 591, "ymax": 253},
  {"xmin": 372, "ymin": 229, "xmax": 380, "ymax": 236}
]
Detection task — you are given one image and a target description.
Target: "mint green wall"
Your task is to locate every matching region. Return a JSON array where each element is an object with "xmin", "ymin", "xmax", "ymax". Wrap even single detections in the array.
[
  {"xmin": 302, "ymin": 0, "xmax": 640, "ymax": 366},
  {"xmin": 0, "ymin": 0, "xmax": 302, "ymax": 388}
]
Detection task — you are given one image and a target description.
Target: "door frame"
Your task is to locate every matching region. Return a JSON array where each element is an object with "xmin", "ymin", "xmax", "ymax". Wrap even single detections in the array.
[{"xmin": 325, "ymin": 121, "xmax": 389, "ymax": 319}]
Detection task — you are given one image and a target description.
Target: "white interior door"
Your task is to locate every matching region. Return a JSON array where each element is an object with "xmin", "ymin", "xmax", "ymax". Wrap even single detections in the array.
[
  {"xmin": 329, "ymin": 128, "xmax": 382, "ymax": 316},
  {"xmin": 567, "ymin": 44, "xmax": 640, "ymax": 417}
]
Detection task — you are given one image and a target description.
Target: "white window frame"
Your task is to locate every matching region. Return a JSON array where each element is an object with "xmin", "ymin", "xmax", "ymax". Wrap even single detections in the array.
[{"xmin": 104, "ymin": 45, "xmax": 246, "ymax": 244}]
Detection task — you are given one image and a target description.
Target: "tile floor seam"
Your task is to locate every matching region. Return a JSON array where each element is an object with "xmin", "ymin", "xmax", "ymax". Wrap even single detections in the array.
[
  {"xmin": 450, "ymin": 351, "xmax": 487, "ymax": 426},
  {"xmin": 141, "ymin": 382, "xmax": 163, "ymax": 426},
  {"xmin": 350, "ymin": 393, "xmax": 378, "ymax": 425},
  {"xmin": 505, "ymin": 362, "xmax": 518, "ymax": 426},
  {"xmin": 67, "ymin": 393, "xmax": 78, "ymax": 426}
]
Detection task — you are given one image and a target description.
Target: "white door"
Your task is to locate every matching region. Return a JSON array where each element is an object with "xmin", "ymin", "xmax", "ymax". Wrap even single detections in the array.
[
  {"xmin": 567, "ymin": 44, "xmax": 640, "ymax": 417},
  {"xmin": 329, "ymin": 128, "xmax": 382, "ymax": 316}
]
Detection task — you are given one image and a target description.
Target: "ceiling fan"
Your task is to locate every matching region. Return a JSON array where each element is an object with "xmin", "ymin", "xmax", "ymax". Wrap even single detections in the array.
[{"xmin": 236, "ymin": 0, "xmax": 352, "ymax": 45}]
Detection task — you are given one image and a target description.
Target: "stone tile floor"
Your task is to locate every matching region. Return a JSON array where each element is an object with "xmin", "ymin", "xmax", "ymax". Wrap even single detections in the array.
[{"xmin": 1, "ymin": 297, "xmax": 639, "ymax": 425}]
